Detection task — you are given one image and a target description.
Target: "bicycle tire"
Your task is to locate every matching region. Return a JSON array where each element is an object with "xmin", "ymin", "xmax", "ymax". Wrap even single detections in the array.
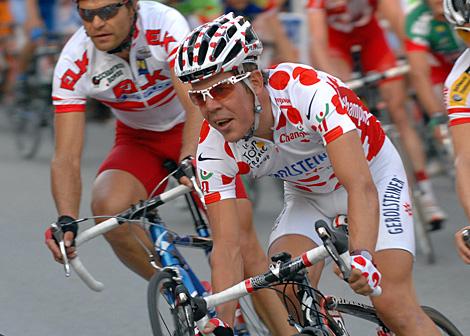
[
  {"xmin": 422, "ymin": 306, "xmax": 464, "ymax": 336},
  {"xmin": 336, "ymin": 302, "xmax": 463, "ymax": 335},
  {"xmin": 147, "ymin": 270, "xmax": 195, "ymax": 336},
  {"xmin": 12, "ymin": 100, "xmax": 43, "ymax": 159}
]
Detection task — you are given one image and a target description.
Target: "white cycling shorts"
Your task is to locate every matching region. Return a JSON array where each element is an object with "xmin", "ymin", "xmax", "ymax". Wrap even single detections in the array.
[{"xmin": 268, "ymin": 137, "xmax": 416, "ymax": 256}]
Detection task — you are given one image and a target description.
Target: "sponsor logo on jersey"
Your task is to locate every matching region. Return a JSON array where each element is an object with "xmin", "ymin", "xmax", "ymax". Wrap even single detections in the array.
[
  {"xmin": 145, "ymin": 29, "xmax": 176, "ymax": 52},
  {"xmin": 449, "ymin": 66, "xmax": 470, "ymax": 106},
  {"xmin": 382, "ymin": 177, "xmax": 405, "ymax": 234},
  {"xmin": 279, "ymin": 130, "xmax": 308, "ymax": 143},
  {"xmin": 274, "ymin": 97, "xmax": 292, "ymax": 105},
  {"xmin": 270, "ymin": 152, "xmax": 328, "ymax": 179},
  {"xmin": 92, "ymin": 63, "xmax": 125, "ymax": 86},
  {"xmin": 241, "ymin": 139, "xmax": 270, "ymax": 169},
  {"xmin": 60, "ymin": 51, "xmax": 89, "ymax": 91},
  {"xmin": 199, "ymin": 170, "xmax": 214, "ymax": 181}
]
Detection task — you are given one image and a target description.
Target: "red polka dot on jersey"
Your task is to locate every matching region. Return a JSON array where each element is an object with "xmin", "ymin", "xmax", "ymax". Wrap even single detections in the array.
[
  {"xmin": 199, "ymin": 120, "xmax": 210, "ymax": 144},
  {"xmin": 237, "ymin": 162, "xmax": 250, "ymax": 174},
  {"xmin": 221, "ymin": 175, "xmax": 234, "ymax": 185},
  {"xmin": 276, "ymin": 112, "xmax": 287, "ymax": 130},
  {"xmin": 287, "ymin": 107, "xmax": 302, "ymax": 124},
  {"xmin": 332, "ymin": 94, "xmax": 347, "ymax": 114},
  {"xmin": 293, "ymin": 67, "xmax": 319, "ymax": 86},
  {"xmin": 269, "ymin": 71, "xmax": 290, "ymax": 90},
  {"xmin": 224, "ymin": 142, "xmax": 235, "ymax": 158}
]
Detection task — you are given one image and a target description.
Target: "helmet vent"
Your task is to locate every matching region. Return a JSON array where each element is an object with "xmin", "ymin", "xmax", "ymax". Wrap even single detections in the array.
[
  {"xmin": 213, "ymin": 39, "xmax": 226, "ymax": 59},
  {"xmin": 224, "ymin": 40, "xmax": 242, "ymax": 65}
]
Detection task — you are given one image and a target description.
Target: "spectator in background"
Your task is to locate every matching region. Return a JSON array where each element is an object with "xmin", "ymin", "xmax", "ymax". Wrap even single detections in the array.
[
  {"xmin": 163, "ymin": 0, "xmax": 223, "ymax": 28},
  {"xmin": 306, "ymin": 0, "xmax": 447, "ymax": 231},
  {"xmin": 405, "ymin": 0, "xmax": 465, "ymax": 136},
  {"xmin": 224, "ymin": 0, "xmax": 298, "ymax": 67}
]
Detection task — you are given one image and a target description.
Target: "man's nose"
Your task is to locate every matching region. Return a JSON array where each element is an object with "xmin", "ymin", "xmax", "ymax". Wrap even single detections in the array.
[
  {"xmin": 204, "ymin": 95, "xmax": 222, "ymax": 111},
  {"xmin": 91, "ymin": 15, "xmax": 106, "ymax": 28}
]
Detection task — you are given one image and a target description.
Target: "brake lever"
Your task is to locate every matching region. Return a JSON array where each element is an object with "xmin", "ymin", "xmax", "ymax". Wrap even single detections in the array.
[
  {"xmin": 180, "ymin": 159, "xmax": 207, "ymax": 209},
  {"xmin": 50, "ymin": 222, "xmax": 71, "ymax": 277}
]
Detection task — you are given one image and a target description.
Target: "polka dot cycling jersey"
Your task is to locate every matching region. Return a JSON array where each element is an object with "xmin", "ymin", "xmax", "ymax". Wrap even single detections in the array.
[
  {"xmin": 444, "ymin": 49, "xmax": 470, "ymax": 127},
  {"xmin": 51, "ymin": 1, "xmax": 190, "ymax": 132},
  {"xmin": 197, "ymin": 63, "xmax": 387, "ymax": 204}
]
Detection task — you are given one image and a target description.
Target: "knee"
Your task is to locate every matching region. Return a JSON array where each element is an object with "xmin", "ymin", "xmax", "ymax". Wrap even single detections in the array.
[{"xmin": 373, "ymin": 291, "xmax": 424, "ymax": 332}]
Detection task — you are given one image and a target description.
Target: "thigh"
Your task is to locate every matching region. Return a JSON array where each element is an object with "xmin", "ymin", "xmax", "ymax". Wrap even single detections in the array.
[
  {"xmin": 268, "ymin": 191, "xmax": 330, "ymax": 249},
  {"xmin": 99, "ymin": 121, "xmax": 182, "ymax": 195},
  {"xmin": 361, "ymin": 20, "xmax": 398, "ymax": 75},
  {"xmin": 92, "ymin": 169, "xmax": 148, "ymax": 216},
  {"xmin": 372, "ymin": 141, "xmax": 416, "ymax": 255}
]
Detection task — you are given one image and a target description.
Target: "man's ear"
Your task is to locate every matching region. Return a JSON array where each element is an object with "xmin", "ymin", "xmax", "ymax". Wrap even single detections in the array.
[{"xmin": 250, "ymin": 70, "xmax": 264, "ymax": 95}]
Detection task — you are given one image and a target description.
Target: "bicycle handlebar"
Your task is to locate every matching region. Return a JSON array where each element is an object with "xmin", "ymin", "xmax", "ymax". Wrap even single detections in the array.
[
  {"xmin": 346, "ymin": 62, "xmax": 410, "ymax": 90},
  {"xmin": 69, "ymin": 184, "xmax": 191, "ymax": 291},
  {"xmin": 186, "ymin": 220, "xmax": 381, "ymax": 334}
]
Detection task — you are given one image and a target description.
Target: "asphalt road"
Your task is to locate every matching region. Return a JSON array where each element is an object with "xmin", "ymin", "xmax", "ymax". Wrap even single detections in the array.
[{"xmin": 0, "ymin": 120, "xmax": 468, "ymax": 336}]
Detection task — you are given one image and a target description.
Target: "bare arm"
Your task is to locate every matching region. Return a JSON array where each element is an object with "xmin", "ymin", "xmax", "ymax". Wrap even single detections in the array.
[
  {"xmin": 171, "ymin": 70, "xmax": 203, "ymax": 161},
  {"xmin": 307, "ymin": 9, "xmax": 337, "ymax": 74},
  {"xmin": 450, "ymin": 124, "xmax": 470, "ymax": 263},
  {"xmin": 25, "ymin": 0, "xmax": 43, "ymax": 32},
  {"xmin": 407, "ymin": 50, "xmax": 446, "ymax": 117},
  {"xmin": 206, "ymin": 198, "xmax": 244, "ymax": 326},
  {"xmin": 266, "ymin": 12, "xmax": 299, "ymax": 63},
  {"xmin": 51, "ymin": 112, "xmax": 86, "ymax": 219},
  {"xmin": 326, "ymin": 131, "xmax": 379, "ymax": 253},
  {"xmin": 451, "ymin": 124, "xmax": 470, "ymax": 221},
  {"xmin": 378, "ymin": 0, "xmax": 406, "ymax": 42}
]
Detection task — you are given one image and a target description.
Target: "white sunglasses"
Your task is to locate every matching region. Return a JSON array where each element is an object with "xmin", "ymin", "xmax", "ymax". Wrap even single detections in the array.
[{"xmin": 188, "ymin": 72, "xmax": 251, "ymax": 106}]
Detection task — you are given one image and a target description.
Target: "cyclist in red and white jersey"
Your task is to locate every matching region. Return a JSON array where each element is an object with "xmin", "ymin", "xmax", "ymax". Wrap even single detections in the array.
[
  {"xmin": 44, "ymin": 2, "xmax": 294, "ymax": 333},
  {"xmin": 306, "ymin": 0, "xmax": 447, "ymax": 229},
  {"xmin": 443, "ymin": 0, "xmax": 470, "ymax": 264},
  {"xmin": 175, "ymin": 12, "xmax": 441, "ymax": 335}
]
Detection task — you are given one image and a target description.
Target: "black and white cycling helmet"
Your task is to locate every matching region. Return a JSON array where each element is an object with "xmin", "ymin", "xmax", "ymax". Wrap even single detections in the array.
[
  {"xmin": 444, "ymin": 0, "xmax": 470, "ymax": 25},
  {"xmin": 175, "ymin": 12, "xmax": 263, "ymax": 83}
]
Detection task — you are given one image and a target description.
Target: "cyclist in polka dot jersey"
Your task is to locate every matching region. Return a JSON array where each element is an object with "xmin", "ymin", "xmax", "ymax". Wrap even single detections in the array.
[{"xmin": 175, "ymin": 13, "xmax": 441, "ymax": 335}]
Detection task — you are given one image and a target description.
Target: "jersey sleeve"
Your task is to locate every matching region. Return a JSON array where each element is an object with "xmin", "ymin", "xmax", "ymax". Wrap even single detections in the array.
[
  {"xmin": 145, "ymin": 6, "xmax": 190, "ymax": 68},
  {"xmin": 52, "ymin": 45, "xmax": 89, "ymax": 114},
  {"xmin": 404, "ymin": 5, "xmax": 430, "ymax": 52},
  {"xmin": 196, "ymin": 121, "xmax": 241, "ymax": 204},
  {"xmin": 283, "ymin": 66, "xmax": 357, "ymax": 145},
  {"xmin": 444, "ymin": 52, "xmax": 470, "ymax": 127}
]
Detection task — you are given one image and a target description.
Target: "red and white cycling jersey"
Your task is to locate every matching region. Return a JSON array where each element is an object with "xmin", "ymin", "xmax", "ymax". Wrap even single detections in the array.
[
  {"xmin": 197, "ymin": 63, "xmax": 386, "ymax": 204},
  {"xmin": 444, "ymin": 48, "xmax": 470, "ymax": 127},
  {"xmin": 306, "ymin": 0, "xmax": 378, "ymax": 33},
  {"xmin": 52, "ymin": 1, "xmax": 190, "ymax": 132}
]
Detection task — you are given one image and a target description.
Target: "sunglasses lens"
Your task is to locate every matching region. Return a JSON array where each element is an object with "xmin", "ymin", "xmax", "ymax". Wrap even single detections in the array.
[
  {"xmin": 99, "ymin": 5, "xmax": 121, "ymax": 20},
  {"xmin": 189, "ymin": 92, "xmax": 206, "ymax": 106},
  {"xmin": 78, "ymin": 9, "xmax": 95, "ymax": 22},
  {"xmin": 209, "ymin": 82, "xmax": 236, "ymax": 100},
  {"xmin": 457, "ymin": 28, "xmax": 470, "ymax": 43},
  {"xmin": 78, "ymin": 3, "xmax": 121, "ymax": 22}
]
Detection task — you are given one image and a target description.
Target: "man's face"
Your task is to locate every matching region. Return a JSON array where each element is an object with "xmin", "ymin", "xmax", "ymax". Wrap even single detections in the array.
[
  {"xmin": 429, "ymin": 0, "xmax": 445, "ymax": 20},
  {"xmin": 78, "ymin": 0, "xmax": 135, "ymax": 52},
  {"xmin": 190, "ymin": 72, "xmax": 255, "ymax": 142}
]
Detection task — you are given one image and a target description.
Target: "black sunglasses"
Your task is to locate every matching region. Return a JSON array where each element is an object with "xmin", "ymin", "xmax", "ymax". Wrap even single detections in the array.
[{"xmin": 78, "ymin": 1, "xmax": 128, "ymax": 22}]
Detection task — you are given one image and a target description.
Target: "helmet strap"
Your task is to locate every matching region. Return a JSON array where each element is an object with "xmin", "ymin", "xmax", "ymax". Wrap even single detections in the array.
[
  {"xmin": 242, "ymin": 78, "xmax": 262, "ymax": 140},
  {"xmin": 107, "ymin": 11, "xmax": 137, "ymax": 54}
]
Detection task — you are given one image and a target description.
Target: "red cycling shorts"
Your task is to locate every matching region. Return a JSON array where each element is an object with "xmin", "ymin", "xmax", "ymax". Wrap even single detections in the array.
[
  {"xmin": 98, "ymin": 120, "xmax": 247, "ymax": 199},
  {"xmin": 327, "ymin": 18, "xmax": 400, "ymax": 82}
]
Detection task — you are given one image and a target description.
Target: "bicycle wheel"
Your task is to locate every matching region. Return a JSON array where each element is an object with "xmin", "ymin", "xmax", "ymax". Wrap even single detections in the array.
[
  {"xmin": 11, "ymin": 99, "xmax": 44, "ymax": 159},
  {"xmin": 148, "ymin": 270, "xmax": 195, "ymax": 336},
  {"xmin": 336, "ymin": 302, "xmax": 463, "ymax": 335},
  {"xmin": 422, "ymin": 306, "xmax": 464, "ymax": 336}
]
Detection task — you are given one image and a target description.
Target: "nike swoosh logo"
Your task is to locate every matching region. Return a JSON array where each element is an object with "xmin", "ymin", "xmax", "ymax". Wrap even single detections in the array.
[
  {"xmin": 198, "ymin": 153, "xmax": 222, "ymax": 161},
  {"xmin": 307, "ymin": 89, "xmax": 318, "ymax": 120}
]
